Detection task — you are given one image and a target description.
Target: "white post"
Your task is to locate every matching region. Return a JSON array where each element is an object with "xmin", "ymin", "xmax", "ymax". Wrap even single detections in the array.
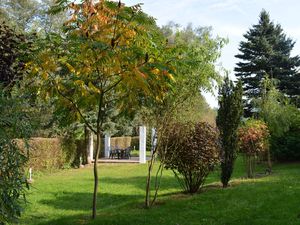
[
  {"xmin": 139, "ymin": 125, "xmax": 147, "ymax": 164},
  {"xmin": 29, "ymin": 168, "xmax": 32, "ymax": 181},
  {"xmin": 105, "ymin": 134, "xmax": 111, "ymax": 158},
  {"xmin": 151, "ymin": 128, "xmax": 157, "ymax": 153},
  {"xmin": 88, "ymin": 131, "xmax": 94, "ymax": 163}
]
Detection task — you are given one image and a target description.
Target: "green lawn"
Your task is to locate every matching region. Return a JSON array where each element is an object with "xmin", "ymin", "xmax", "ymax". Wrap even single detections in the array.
[
  {"xmin": 20, "ymin": 158, "xmax": 300, "ymax": 225},
  {"xmin": 130, "ymin": 150, "xmax": 152, "ymax": 157}
]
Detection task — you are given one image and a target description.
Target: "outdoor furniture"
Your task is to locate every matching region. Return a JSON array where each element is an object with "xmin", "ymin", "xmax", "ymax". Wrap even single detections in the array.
[
  {"xmin": 109, "ymin": 146, "xmax": 131, "ymax": 159},
  {"xmin": 117, "ymin": 147, "xmax": 131, "ymax": 159},
  {"xmin": 109, "ymin": 149, "xmax": 116, "ymax": 159},
  {"xmin": 123, "ymin": 147, "xmax": 132, "ymax": 159},
  {"xmin": 109, "ymin": 146, "xmax": 120, "ymax": 159}
]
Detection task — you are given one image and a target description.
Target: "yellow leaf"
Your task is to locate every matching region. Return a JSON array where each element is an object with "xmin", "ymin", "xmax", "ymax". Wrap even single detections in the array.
[
  {"xmin": 75, "ymin": 80, "xmax": 85, "ymax": 86},
  {"xmin": 152, "ymin": 68, "xmax": 160, "ymax": 75},
  {"xmin": 167, "ymin": 73, "xmax": 175, "ymax": 81},
  {"xmin": 65, "ymin": 62, "xmax": 76, "ymax": 73},
  {"xmin": 32, "ymin": 66, "xmax": 39, "ymax": 74},
  {"xmin": 41, "ymin": 72, "xmax": 48, "ymax": 80},
  {"xmin": 88, "ymin": 82, "xmax": 100, "ymax": 93}
]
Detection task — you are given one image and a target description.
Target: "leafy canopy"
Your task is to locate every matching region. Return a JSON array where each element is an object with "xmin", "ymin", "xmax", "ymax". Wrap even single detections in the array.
[
  {"xmin": 0, "ymin": 22, "xmax": 33, "ymax": 91},
  {"xmin": 238, "ymin": 119, "xmax": 270, "ymax": 156},
  {"xmin": 29, "ymin": 0, "xmax": 175, "ymax": 133},
  {"xmin": 140, "ymin": 23, "xmax": 226, "ymax": 126}
]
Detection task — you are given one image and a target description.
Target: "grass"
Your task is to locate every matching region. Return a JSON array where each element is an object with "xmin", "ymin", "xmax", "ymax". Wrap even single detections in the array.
[
  {"xmin": 20, "ymin": 157, "xmax": 300, "ymax": 225},
  {"xmin": 130, "ymin": 150, "xmax": 152, "ymax": 157}
]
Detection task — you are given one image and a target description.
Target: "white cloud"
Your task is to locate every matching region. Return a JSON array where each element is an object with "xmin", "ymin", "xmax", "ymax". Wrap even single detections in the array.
[
  {"xmin": 208, "ymin": 0, "xmax": 246, "ymax": 15},
  {"xmin": 216, "ymin": 25, "xmax": 245, "ymax": 37}
]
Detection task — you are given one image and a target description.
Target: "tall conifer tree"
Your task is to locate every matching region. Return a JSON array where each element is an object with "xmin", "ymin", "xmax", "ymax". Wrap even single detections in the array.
[
  {"xmin": 235, "ymin": 10, "xmax": 300, "ymax": 114},
  {"xmin": 217, "ymin": 76, "xmax": 243, "ymax": 187}
]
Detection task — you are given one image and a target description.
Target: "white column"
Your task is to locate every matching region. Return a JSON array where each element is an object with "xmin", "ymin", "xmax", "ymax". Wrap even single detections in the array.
[
  {"xmin": 139, "ymin": 125, "xmax": 147, "ymax": 164},
  {"xmin": 105, "ymin": 134, "xmax": 111, "ymax": 158},
  {"xmin": 88, "ymin": 131, "xmax": 94, "ymax": 163},
  {"xmin": 29, "ymin": 168, "xmax": 32, "ymax": 181}
]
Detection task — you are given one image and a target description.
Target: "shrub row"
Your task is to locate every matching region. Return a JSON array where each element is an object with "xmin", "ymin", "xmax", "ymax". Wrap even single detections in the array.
[
  {"xmin": 17, "ymin": 138, "xmax": 66, "ymax": 171},
  {"xmin": 16, "ymin": 136, "xmax": 141, "ymax": 171}
]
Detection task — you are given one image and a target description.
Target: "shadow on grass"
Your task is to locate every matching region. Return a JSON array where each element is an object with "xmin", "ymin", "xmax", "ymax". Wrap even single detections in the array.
[
  {"xmin": 28, "ymin": 171, "xmax": 300, "ymax": 225},
  {"xmin": 22, "ymin": 160, "xmax": 300, "ymax": 225},
  {"xmin": 38, "ymin": 172, "xmax": 282, "ymax": 212},
  {"xmin": 33, "ymin": 211, "xmax": 164, "ymax": 225},
  {"xmin": 39, "ymin": 192, "xmax": 143, "ymax": 211},
  {"xmin": 38, "ymin": 176, "xmax": 179, "ymax": 212}
]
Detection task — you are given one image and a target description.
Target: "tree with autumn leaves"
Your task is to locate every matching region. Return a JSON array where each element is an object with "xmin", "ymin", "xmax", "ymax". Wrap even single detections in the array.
[
  {"xmin": 28, "ymin": 0, "xmax": 177, "ymax": 219},
  {"xmin": 238, "ymin": 119, "xmax": 270, "ymax": 178}
]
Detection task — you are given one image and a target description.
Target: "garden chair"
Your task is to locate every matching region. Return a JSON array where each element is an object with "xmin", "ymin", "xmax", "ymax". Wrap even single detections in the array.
[
  {"xmin": 123, "ymin": 147, "xmax": 132, "ymax": 159},
  {"xmin": 109, "ymin": 146, "xmax": 119, "ymax": 159}
]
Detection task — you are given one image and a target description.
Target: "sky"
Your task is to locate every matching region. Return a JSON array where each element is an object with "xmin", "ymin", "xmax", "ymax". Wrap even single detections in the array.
[{"xmin": 123, "ymin": 0, "xmax": 300, "ymax": 108}]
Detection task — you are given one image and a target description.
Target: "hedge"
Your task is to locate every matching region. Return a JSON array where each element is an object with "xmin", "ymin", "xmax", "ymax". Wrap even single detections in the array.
[
  {"xmin": 17, "ymin": 138, "xmax": 67, "ymax": 171},
  {"xmin": 17, "ymin": 136, "xmax": 142, "ymax": 170}
]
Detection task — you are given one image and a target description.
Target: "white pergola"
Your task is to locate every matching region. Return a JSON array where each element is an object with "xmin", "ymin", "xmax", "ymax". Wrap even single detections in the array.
[{"xmin": 87, "ymin": 125, "xmax": 147, "ymax": 164}]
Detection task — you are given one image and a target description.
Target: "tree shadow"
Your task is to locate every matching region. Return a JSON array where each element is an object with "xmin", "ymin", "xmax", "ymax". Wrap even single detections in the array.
[
  {"xmin": 32, "ymin": 209, "xmax": 174, "ymax": 225},
  {"xmin": 39, "ymin": 173, "xmax": 279, "ymax": 213},
  {"xmin": 37, "ymin": 175, "xmax": 180, "ymax": 212},
  {"xmin": 22, "ymin": 174, "xmax": 298, "ymax": 225},
  {"xmin": 39, "ymin": 192, "xmax": 142, "ymax": 212}
]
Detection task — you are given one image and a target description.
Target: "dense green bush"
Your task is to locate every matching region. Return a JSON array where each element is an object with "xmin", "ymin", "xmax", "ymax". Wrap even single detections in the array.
[
  {"xmin": 163, "ymin": 122, "xmax": 220, "ymax": 194},
  {"xmin": 0, "ymin": 92, "xmax": 32, "ymax": 224},
  {"xmin": 272, "ymin": 131, "xmax": 300, "ymax": 161},
  {"xmin": 271, "ymin": 110, "xmax": 300, "ymax": 161},
  {"xmin": 0, "ymin": 140, "xmax": 28, "ymax": 225},
  {"xmin": 0, "ymin": 20, "xmax": 34, "ymax": 224},
  {"xmin": 254, "ymin": 77, "xmax": 300, "ymax": 161}
]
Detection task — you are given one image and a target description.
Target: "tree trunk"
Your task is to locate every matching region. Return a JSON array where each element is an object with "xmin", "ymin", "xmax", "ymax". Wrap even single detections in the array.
[
  {"xmin": 248, "ymin": 156, "xmax": 253, "ymax": 178},
  {"xmin": 92, "ymin": 131, "xmax": 101, "ymax": 219},
  {"xmin": 92, "ymin": 92, "xmax": 104, "ymax": 219},
  {"xmin": 83, "ymin": 125, "xmax": 88, "ymax": 165},
  {"xmin": 246, "ymin": 155, "xmax": 251, "ymax": 178},
  {"xmin": 267, "ymin": 149, "xmax": 272, "ymax": 173},
  {"xmin": 145, "ymin": 152, "xmax": 155, "ymax": 208},
  {"xmin": 150, "ymin": 162, "xmax": 164, "ymax": 206},
  {"xmin": 223, "ymin": 182, "xmax": 228, "ymax": 188}
]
